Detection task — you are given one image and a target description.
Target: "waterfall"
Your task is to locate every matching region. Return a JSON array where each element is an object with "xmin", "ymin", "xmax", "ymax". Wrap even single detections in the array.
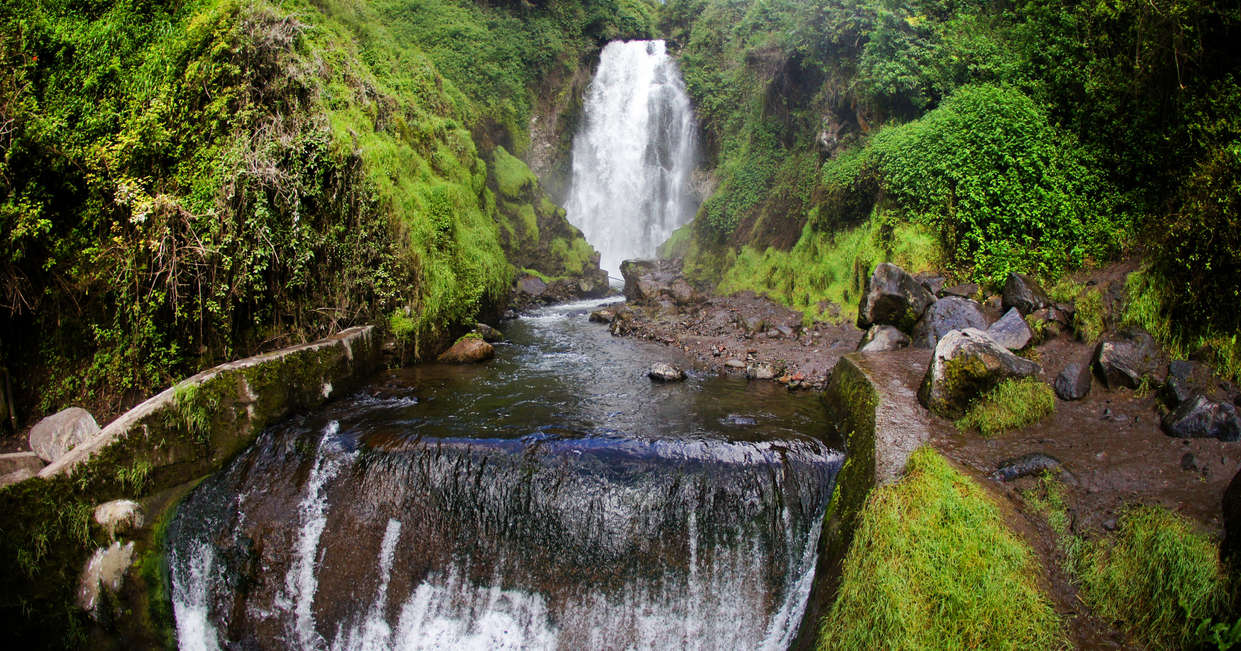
[{"xmin": 565, "ymin": 40, "xmax": 698, "ymax": 278}]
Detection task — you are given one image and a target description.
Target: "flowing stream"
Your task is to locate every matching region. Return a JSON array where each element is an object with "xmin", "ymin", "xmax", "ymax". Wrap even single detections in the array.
[
  {"xmin": 166, "ymin": 39, "xmax": 840, "ymax": 650},
  {"xmin": 565, "ymin": 40, "xmax": 698, "ymax": 278}
]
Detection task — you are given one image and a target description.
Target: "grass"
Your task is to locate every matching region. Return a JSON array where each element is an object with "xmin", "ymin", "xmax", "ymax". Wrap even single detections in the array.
[
  {"xmin": 1081, "ymin": 505, "xmax": 1232, "ymax": 649},
  {"xmin": 1047, "ymin": 277, "xmax": 1106, "ymax": 343},
  {"xmin": 819, "ymin": 447, "xmax": 1067, "ymax": 650},
  {"xmin": 955, "ymin": 377, "xmax": 1056, "ymax": 437},
  {"xmin": 1124, "ymin": 269, "xmax": 1241, "ymax": 383},
  {"xmin": 718, "ymin": 211, "xmax": 944, "ymax": 324}
]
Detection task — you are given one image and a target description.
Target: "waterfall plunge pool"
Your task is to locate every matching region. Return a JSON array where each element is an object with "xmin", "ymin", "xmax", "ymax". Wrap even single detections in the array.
[{"xmin": 166, "ymin": 299, "xmax": 843, "ymax": 650}]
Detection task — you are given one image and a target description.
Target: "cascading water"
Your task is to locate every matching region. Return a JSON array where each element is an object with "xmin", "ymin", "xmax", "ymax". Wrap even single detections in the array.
[
  {"xmin": 565, "ymin": 40, "xmax": 698, "ymax": 278},
  {"xmin": 166, "ymin": 300, "xmax": 843, "ymax": 650}
]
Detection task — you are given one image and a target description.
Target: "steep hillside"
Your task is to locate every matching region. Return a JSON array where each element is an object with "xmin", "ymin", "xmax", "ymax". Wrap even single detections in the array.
[
  {"xmin": 661, "ymin": 0, "xmax": 1241, "ymax": 379},
  {"xmin": 0, "ymin": 0, "xmax": 653, "ymax": 429}
]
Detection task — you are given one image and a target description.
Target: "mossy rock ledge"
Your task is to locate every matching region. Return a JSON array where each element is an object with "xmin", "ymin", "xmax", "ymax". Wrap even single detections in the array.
[
  {"xmin": 797, "ymin": 349, "xmax": 934, "ymax": 647},
  {"xmin": 0, "ymin": 326, "xmax": 381, "ymax": 646}
]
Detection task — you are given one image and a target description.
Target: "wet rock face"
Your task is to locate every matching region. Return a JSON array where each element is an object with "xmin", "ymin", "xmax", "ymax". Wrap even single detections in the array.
[
  {"xmin": 1093, "ymin": 329, "xmax": 1161, "ymax": 389},
  {"xmin": 987, "ymin": 308, "xmax": 1034, "ymax": 351},
  {"xmin": 911, "ymin": 297, "xmax": 988, "ymax": 349},
  {"xmin": 858, "ymin": 263, "xmax": 936, "ymax": 333},
  {"xmin": 1161, "ymin": 395, "xmax": 1241, "ymax": 442},
  {"xmin": 28, "ymin": 407, "xmax": 100, "ymax": 463},
  {"xmin": 1054, "ymin": 362, "xmax": 1092, "ymax": 401},
  {"xmin": 437, "ymin": 336, "xmax": 495, "ymax": 364},
  {"xmin": 858, "ymin": 325, "xmax": 911, "ymax": 353},
  {"xmin": 1001, "ymin": 272, "xmax": 1050, "ymax": 315},
  {"xmin": 647, "ymin": 362, "xmax": 686, "ymax": 382},
  {"xmin": 919, "ymin": 328, "xmax": 1041, "ymax": 419}
]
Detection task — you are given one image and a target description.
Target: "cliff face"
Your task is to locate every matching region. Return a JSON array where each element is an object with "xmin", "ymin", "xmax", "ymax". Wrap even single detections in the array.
[{"xmin": 0, "ymin": 0, "xmax": 654, "ymax": 428}]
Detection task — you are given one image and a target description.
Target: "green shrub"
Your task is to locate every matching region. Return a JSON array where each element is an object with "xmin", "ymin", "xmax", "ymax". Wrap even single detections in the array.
[
  {"xmin": 1081, "ymin": 505, "xmax": 1231, "ymax": 649},
  {"xmin": 820, "ymin": 447, "xmax": 1066, "ymax": 650},
  {"xmin": 955, "ymin": 377, "xmax": 1055, "ymax": 437}
]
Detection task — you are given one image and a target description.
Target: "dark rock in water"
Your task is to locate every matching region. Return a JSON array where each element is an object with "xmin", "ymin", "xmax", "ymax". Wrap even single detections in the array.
[
  {"xmin": 1093, "ymin": 329, "xmax": 1161, "ymax": 390},
  {"xmin": 475, "ymin": 323, "xmax": 504, "ymax": 342},
  {"xmin": 1224, "ymin": 467, "xmax": 1241, "ymax": 566},
  {"xmin": 857, "ymin": 262, "xmax": 936, "ymax": 333},
  {"xmin": 858, "ymin": 325, "xmax": 911, "ymax": 353},
  {"xmin": 939, "ymin": 283, "xmax": 980, "ymax": 299},
  {"xmin": 1054, "ymin": 362, "xmax": 1092, "ymax": 401},
  {"xmin": 989, "ymin": 452, "xmax": 1063, "ymax": 482},
  {"xmin": 919, "ymin": 328, "xmax": 1042, "ymax": 419},
  {"xmin": 911, "ymin": 296, "xmax": 988, "ymax": 348},
  {"xmin": 437, "ymin": 336, "xmax": 495, "ymax": 364},
  {"xmin": 29, "ymin": 407, "xmax": 100, "ymax": 463},
  {"xmin": 516, "ymin": 274, "xmax": 547, "ymax": 297},
  {"xmin": 1161, "ymin": 394, "xmax": 1241, "ymax": 441},
  {"xmin": 1002, "ymin": 272, "xmax": 1050, "ymax": 315},
  {"xmin": 589, "ymin": 308, "xmax": 617, "ymax": 324},
  {"xmin": 987, "ymin": 307, "xmax": 1034, "ymax": 350},
  {"xmin": 916, "ymin": 272, "xmax": 946, "ymax": 296},
  {"xmin": 648, "ymin": 362, "xmax": 686, "ymax": 382}
]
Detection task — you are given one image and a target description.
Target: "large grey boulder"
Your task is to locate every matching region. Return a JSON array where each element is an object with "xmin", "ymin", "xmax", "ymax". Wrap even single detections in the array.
[
  {"xmin": 94, "ymin": 499, "xmax": 145, "ymax": 539},
  {"xmin": 77, "ymin": 540, "xmax": 135, "ymax": 620},
  {"xmin": 516, "ymin": 274, "xmax": 547, "ymax": 297},
  {"xmin": 1002, "ymin": 272, "xmax": 1050, "ymax": 315},
  {"xmin": 28, "ymin": 407, "xmax": 100, "ymax": 463},
  {"xmin": 919, "ymin": 328, "xmax": 1042, "ymax": 418},
  {"xmin": 1161, "ymin": 395, "xmax": 1241, "ymax": 442},
  {"xmin": 1093, "ymin": 329, "xmax": 1161, "ymax": 389},
  {"xmin": 987, "ymin": 308, "xmax": 1034, "ymax": 350},
  {"xmin": 858, "ymin": 325, "xmax": 911, "ymax": 353},
  {"xmin": 911, "ymin": 297, "xmax": 988, "ymax": 348},
  {"xmin": 857, "ymin": 263, "xmax": 936, "ymax": 333}
]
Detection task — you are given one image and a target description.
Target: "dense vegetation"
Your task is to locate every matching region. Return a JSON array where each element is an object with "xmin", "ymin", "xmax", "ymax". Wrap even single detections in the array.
[
  {"xmin": 0, "ymin": 0, "xmax": 653, "ymax": 424},
  {"xmin": 662, "ymin": 0, "xmax": 1241, "ymax": 374}
]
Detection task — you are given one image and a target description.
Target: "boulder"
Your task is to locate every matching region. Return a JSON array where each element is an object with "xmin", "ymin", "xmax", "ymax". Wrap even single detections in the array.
[
  {"xmin": 620, "ymin": 259, "xmax": 682, "ymax": 303},
  {"xmin": 78, "ymin": 540, "xmax": 135, "ymax": 620},
  {"xmin": 475, "ymin": 323, "xmax": 504, "ymax": 342},
  {"xmin": 589, "ymin": 308, "xmax": 617, "ymax": 324},
  {"xmin": 857, "ymin": 263, "xmax": 936, "ymax": 333},
  {"xmin": 1054, "ymin": 362, "xmax": 1092, "ymax": 401},
  {"xmin": 987, "ymin": 308, "xmax": 1034, "ymax": 350},
  {"xmin": 0, "ymin": 451, "xmax": 44, "ymax": 488},
  {"xmin": 916, "ymin": 273, "xmax": 946, "ymax": 296},
  {"xmin": 1093, "ymin": 330, "xmax": 1161, "ymax": 389},
  {"xmin": 648, "ymin": 362, "xmax": 686, "ymax": 382},
  {"xmin": 668, "ymin": 278, "xmax": 699, "ymax": 305},
  {"xmin": 1162, "ymin": 359, "xmax": 1214, "ymax": 407},
  {"xmin": 746, "ymin": 363, "xmax": 778, "ymax": 380},
  {"xmin": 516, "ymin": 274, "xmax": 547, "ymax": 297},
  {"xmin": 939, "ymin": 283, "xmax": 980, "ymax": 299},
  {"xmin": 28, "ymin": 407, "xmax": 100, "ymax": 463},
  {"xmin": 1002, "ymin": 272, "xmax": 1050, "ymax": 315},
  {"xmin": 724, "ymin": 359, "xmax": 746, "ymax": 369},
  {"xmin": 1224, "ymin": 467, "xmax": 1241, "ymax": 566},
  {"xmin": 919, "ymin": 328, "xmax": 1042, "ymax": 419},
  {"xmin": 437, "ymin": 336, "xmax": 495, "ymax": 364},
  {"xmin": 94, "ymin": 499, "xmax": 144, "ymax": 539},
  {"xmin": 1161, "ymin": 395, "xmax": 1241, "ymax": 442},
  {"xmin": 911, "ymin": 297, "xmax": 988, "ymax": 348},
  {"xmin": 858, "ymin": 325, "xmax": 911, "ymax": 353}
]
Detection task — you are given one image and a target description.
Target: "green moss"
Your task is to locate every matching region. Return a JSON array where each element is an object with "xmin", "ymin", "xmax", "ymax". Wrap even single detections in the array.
[
  {"xmin": 955, "ymin": 378, "xmax": 1055, "ymax": 437},
  {"xmin": 1123, "ymin": 269, "xmax": 1241, "ymax": 383},
  {"xmin": 491, "ymin": 146, "xmax": 538, "ymax": 198},
  {"xmin": 820, "ymin": 447, "xmax": 1066, "ymax": 650}
]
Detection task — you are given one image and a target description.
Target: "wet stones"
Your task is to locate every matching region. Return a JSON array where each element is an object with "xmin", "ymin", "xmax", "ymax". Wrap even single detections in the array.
[
  {"xmin": 1054, "ymin": 362, "xmax": 1093, "ymax": 401},
  {"xmin": 919, "ymin": 328, "xmax": 1041, "ymax": 419},
  {"xmin": 746, "ymin": 363, "xmax": 778, "ymax": 380},
  {"xmin": 648, "ymin": 362, "xmax": 686, "ymax": 382},
  {"xmin": 989, "ymin": 452, "xmax": 1063, "ymax": 482},
  {"xmin": 1002, "ymin": 272, "xmax": 1050, "ymax": 315},
  {"xmin": 858, "ymin": 325, "xmax": 911, "ymax": 353},
  {"xmin": 437, "ymin": 336, "xmax": 495, "ymax": 364},
  {"xmin": 987, "ymin": 308, "xmax": 1034, "ymax": 351},
  {"xmin": 94, "ymin": 499, "xmax": 144, "ymax": 540},
  {"xmin": 475, "ymin": 323, "xmax": 504, "ymax": 342},
  {"xmin": 1161, "ymin": 395, "xmax": 1241, "ymax": 442},
  {"xmin": 78, "ymin": 540, "xmax": 135, "ymax": 620},
  {"xmin": 1093, "ymin": 329, "xmax": 1160, "ymax": 389},
  {"xmin": 857, "ymin": 263, "xmax": 936, "ymax": 333},
  {"xmin": 911, "ymin": 297, "xmax": 988, "ymax": 349},
  {"xmin": 28, "ymin": 407, "xmax": 100, "ymax": 463},
  {"xmin": 589, "ymin": 308, "xmax": 617, "ymax": 323}
]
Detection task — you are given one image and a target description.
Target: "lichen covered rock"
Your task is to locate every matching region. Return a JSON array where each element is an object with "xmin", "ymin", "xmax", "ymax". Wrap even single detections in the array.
[
  {"xmin": 857, "ymin": 263, "xmax": 936, "ymax": 333},
  {"xmin": 919, "ymin": 328, "xmax": 1041, "ymax": 419}
]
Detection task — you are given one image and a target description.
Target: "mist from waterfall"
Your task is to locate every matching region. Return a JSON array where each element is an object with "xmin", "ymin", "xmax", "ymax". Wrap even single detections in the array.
[{"xmin": 565, "ymin": 40, "xmax": 698, "ymax": 278}]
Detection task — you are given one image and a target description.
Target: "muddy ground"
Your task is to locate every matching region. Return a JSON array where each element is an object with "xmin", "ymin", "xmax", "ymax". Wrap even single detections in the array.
[{"xmin": 597, "ymin": 265, "xmax": 1241, "ymax": 649}]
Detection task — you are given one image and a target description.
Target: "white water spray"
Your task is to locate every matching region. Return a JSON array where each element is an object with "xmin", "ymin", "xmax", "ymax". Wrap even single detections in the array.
[{"xmin": 565, "ymin": 40, "xmax": 698, "ymax": 277}]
